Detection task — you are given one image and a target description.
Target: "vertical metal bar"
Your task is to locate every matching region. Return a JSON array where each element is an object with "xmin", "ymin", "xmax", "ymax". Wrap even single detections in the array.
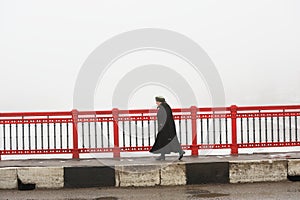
[
  {"xmin": 3, "ymin": 124, "xmax": 6, "ymax": 150},
  {"xmin": 122, "ymin": 120, "xmax": 125, "ymax": 147},
  {"xmin": 283, "ymin": 110, "xmax": 286, "ymax": 142},
  {"xmin": 35, "ymin": 123, "xmax": 37, "ymax": 149},
  {"xmin": 66, "ymin": 123, "xmax": 69, "ymax": 149},
  {"xmin": 206, "ymin": 118, "xmax": 209, "ymax": 144},
  {"xmin": 212, "ymin": 113, "xmax": 216, "ymax": 144},
  {"xmin": 200, "ymin": 118, "xmax": 203, "ymax": 144},
  {"xmin": 246, "ymin": 118, "xmax": 249, "ymax": 143},
  {"xmin": 54, "ymin": 123, "xmax": 56, "ymax": 149},
  {"xmin": 259, "ymin": 111, "xmax": 262, "ymax": 143},
  {"xmin": 101, "ymin": 121, "xmax": 104, "ymax": 148},
  {"xmin": 225, "ymin": 118, "xmax": 228, "ymax": 144},
  {"xmin": 28, "ymin": 123, "xmax": 31, "ymax": 150},
  {"xmin": 253, "ymin": 117, "xmax": 256, "ymax": 143},
  {"xmin": 265, "ymin": 117, "xmax": 268, "ymax": 142},
  {"xmin": 148, "ymin": 120, "xmax": 150, "ymax": 146},
  {"xmin": 9, "ymin": 124, "xmax": 12, "ymax": 150},
  {"xmin": 295, "ymin": 116, "xmax": 298, "ymax": 141},
  {"xmin": 47, "ymin": 116, "xmax": 50, "ymax": 149},
  {"xmin": 107, "ymin": 121, "xmax": 110, "ymax": 148},
  {"xmin": 141, "ymin": 118, "xmax": 144, "ymax": 147},
  {"xmin": 219, "ymin": 117, "xmax": 222, "ymax": 144},
  {"xmin": 135, "ymin": 120, "xmax": 138, "ymax": 146},
  {"xmin": 22, "ymin": 116, "xmax": 25, "ymax": 150},
  {"xmin": 289, "ymin": 116, "xmax": 292, "ymax": 142},
  {"xmin": 271, "ymin": 117, "xmax": 274, "ymax": 142},
  {"xmin": 154, "ymin": 119, "xmax": 157, "ymax": 140},
  {"xmin": 60, "ymin": 123, "xmax": 63, "ymax": 149},
  {"xmin": 185, "ymin": 119, "xmax": 188, "ymax": 145},
  {"xmin": 81, "ymin": 121, "xmax": 84, "ymax": 148},
  {"xmin": 88, "ymin": 121, "xmax": 91, "ymax": 148},
  {"xmin": 41, "ymin": 123, "xmax": 44, "ymax": 149},
  {"xmin": 240, "ymin": 118, "xmax": 243, "ymax": 144},
  {"xmin": 16, "ymin": 124, "xmax": 18, "ymax": 150},
  {"xmin": 94, "ymin": 115, "xmax": 97, "ymax": 148},
  {"xmin": 142, "ymin": 119, "xmax": 145, "ymax": 146},
  {"xmin": 179, "ymin": 118, "xmax": 182, "ymax": 143},
  {"xmin": 129, "ymin": 119, "xmax": 132, "ymax": 147},
  {"xmin": 277, "ymin": 116, "xmax": 280, "ymax": 142}
]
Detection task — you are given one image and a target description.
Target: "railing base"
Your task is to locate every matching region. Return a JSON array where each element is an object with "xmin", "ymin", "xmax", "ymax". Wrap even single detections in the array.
[
  {"xmin": 72, "ymin": 150, "xmax": 79, "ymax": 159},
  {"xmin": 191, "ymin": 146, "xmax": 199, "ymax": 156},
  {"xmin": 113, "ymin": 148, "xmax": 121, "ymax": 158}
]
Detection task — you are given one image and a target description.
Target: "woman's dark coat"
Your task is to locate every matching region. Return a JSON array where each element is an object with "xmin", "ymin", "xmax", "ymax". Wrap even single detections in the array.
[{"xmin": 149, "ymin": 102, "xmax": 182, "ymax": 154}]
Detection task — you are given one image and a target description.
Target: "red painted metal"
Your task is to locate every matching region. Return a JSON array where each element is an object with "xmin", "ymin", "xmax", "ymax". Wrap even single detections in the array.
[
  {"xmin": 0, "ymin": 118, "xmax": 72, "ymax": 125},
  {"xmin": 238, "ymin": 141, "xmax": 300, "ymax": 148},
  {"xmin": 237, "ymin": 112, "xmax": 300, "ymax": 118},
  {"xmin": 1, "ymin": 149, "xmax": 73, "ymax": 155},
  {"xmin": 0, "ymin": 111, "xmax": 71, "ymax": 117},
  {"xmin": 0, "ymin": 104, "xmax": 300, "ymax": 160},
  {"xmin": 236, "ymin": 105, "xmax": 300, "ymax": 111},
  {"xmin": 190, "ymin": 106, "xmax": 199, "ymax": 156},
  {"xmin": 112, "ymin": 108, "xmax": 120, "ymax": 158},
  {"xmin": 79, "ymin": 148, "xmax": 113, "ymax": 153},
  {"xmin": 230, "ymin": 105, "xmax": 238, "ymax": 155},
  {"xmin": 71, "ymin": 109, "xmax": 79, "ymax": 159}
]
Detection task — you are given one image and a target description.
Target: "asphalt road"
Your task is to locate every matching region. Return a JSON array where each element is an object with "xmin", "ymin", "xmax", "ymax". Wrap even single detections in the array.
[{"xmin": 1, "ymin": 181, "xmax": 300, "ymax": 200}]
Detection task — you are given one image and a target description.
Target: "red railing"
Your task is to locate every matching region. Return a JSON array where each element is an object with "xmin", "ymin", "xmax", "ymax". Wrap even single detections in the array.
[{"xmin": 0, "ymin": 105, "xmax": 299, "ymax": 160}]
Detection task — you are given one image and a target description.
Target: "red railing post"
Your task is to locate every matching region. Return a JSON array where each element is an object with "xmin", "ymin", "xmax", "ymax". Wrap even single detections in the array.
[
  {"xmin": 230, "ymin": 105, "xmax": 238, "ymax": 155},
  {"xmin": 72, "ymin": 109, "xmax": 79, "ymax": 159},
  {"xmin": 190, "ymin": 106, "xmax": 199, "ymax": 156},
  {"xmin": 112, "ymin": 108, "xmax": 120, "ymax": 158}
]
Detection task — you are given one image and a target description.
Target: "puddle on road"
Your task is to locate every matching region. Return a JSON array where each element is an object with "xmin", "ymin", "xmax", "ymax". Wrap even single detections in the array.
[{"xmin": 187, "ymin": 189, "xmax": 229, "ymax": 199}]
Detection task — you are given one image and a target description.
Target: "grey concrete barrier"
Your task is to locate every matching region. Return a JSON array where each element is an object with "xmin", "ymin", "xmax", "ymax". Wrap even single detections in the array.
[
  {"xmin": 115, "ymin": 164, "xmax": 161, "ymax": 187},
  {"xmin": 229, "ymin": 159, "xmax": 288, "ymax": 183},
  {"xmin": 115, "ymin": 163, "xmax": 186, "ymax": 187},
  {"xmin": 288, "ymin": 159, "xmax": 300, "ymax": 176},
  {"xmin": 17, "ymin": 167, "xmax": 64, "ymax": 189},
  {"xmin": 0, "ymin": 167, "xmax": 17, "ymax": 189},
  {"xmin": 1, "ymin": 157, "xmax": 299, "ymax": 189},
  {"xmin": 64, "ymin": 166, "xmax": 115, "ymax": 188},
  {"xmin": 186, "ymin": 162, "xmax": 229, "ymax": 184},
  {"xmin": 160, "ymin": 163, "xmax": 186, "ymax": 186}
]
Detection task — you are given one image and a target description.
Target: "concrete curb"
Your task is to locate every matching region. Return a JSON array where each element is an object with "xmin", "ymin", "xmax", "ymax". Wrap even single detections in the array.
[
  {"xmin": 229, "ymin": 159, "xmax": 287, "ymax": 183},
  {"xmin": 64, "ymin": 166, "xmax": 115, "ymax": 188},
  {"xmin": 0, "ymin": 159, "xmax": 299, "ymax": 189},
  {"xmin": 0, "ymin": 167, "xmax": 64, "ymax": 189},
  {"xmin": 18, "ymin": 167, "xmax": 64, "ymax": 189},
  {"xmin": 186, "ymin": 162, "xmax": 229, "ymax": 184},
  {"xmin": 288, "ymin": 159, "xmax": 300, "ymax": 176},
  {"xmin": 0, "ymin": 168, "xmax": 17, "ymax": 189}
]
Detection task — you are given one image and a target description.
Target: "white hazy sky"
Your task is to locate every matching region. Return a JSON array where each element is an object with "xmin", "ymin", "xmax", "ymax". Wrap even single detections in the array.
[{"xmin": 0, "ymin": 0, "xmax": 299, "ymax": 112}]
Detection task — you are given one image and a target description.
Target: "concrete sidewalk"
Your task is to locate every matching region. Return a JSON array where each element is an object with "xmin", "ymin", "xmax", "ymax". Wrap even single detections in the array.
[
  {"xmin": 1, "ymin": 152, "xmax": 299, "ymax": 167},
  {"xmin": 0, "ymin": 152, "xmax": 300, "ymax": 189}
]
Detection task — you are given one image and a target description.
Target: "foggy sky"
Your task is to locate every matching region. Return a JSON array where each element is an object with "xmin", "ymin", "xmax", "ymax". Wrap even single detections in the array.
[{"xmin": 0, "ymin": 0, "xmax": 299, "ymax": 112}]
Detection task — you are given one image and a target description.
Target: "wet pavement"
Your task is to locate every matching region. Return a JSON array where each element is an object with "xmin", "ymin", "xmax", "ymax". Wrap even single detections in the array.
[{"xmin": 1, "ymin": 181, "xmax": 300, "ymax": 200}]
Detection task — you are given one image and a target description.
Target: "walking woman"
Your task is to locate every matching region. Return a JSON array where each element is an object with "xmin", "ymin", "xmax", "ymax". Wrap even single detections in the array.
[{"xmin": 149, "ymin": 96, "xmax": 185, "ymax": 160}]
